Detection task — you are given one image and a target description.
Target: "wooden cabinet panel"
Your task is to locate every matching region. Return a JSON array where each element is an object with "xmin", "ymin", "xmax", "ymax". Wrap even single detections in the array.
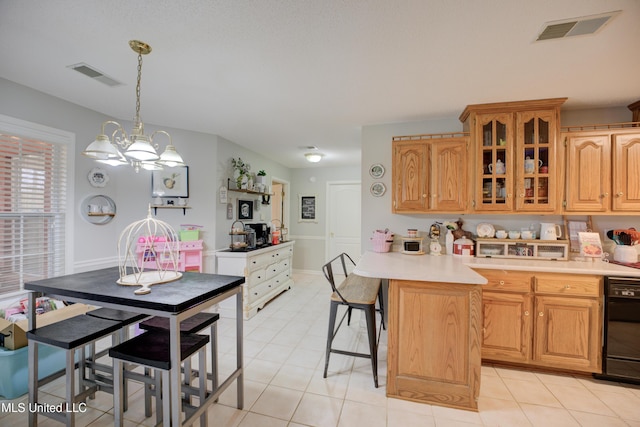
[
  {"xmin": 612, "ymin": 133, "xmax": 640, "ymax": 211},
  {"xmin": 534, "ymin": 273, "xmax": 602, "ymax": 297},
  {"xmin": 461, "ymin": 98, "xmax": 566, "ymax": 213},
  {"xmin": 563, "ymin": 128, "xmax": 640, "ymax": 213},
  {"xmin": 515, "ymin": 110, "xmax": 558, "ymax": 212},
  {"xmin": 534, "ymin": 295, "xmax": 601, "ymax": 372},
  {"xmin": 473, "ymin": 112, "xmax": 514, "ymax": 212},
  {"xmin": 387, "ymin": 279, "xmax": 481, "ymax": 411},
  {"xmin": 474, "ymin": 269, "xmax": 532, "ymax": 292},
  {"xmin": 431, "ymin": 139, "xmax": 467, "ymax": 211},
  {"xmin": 482, "ymin": 291, "xmax": 532, "ymax": 362},
  {"xmin": 392, "ymin": 135, "xmax": 468, "ymax": 213},
  {"xmin": 392, "ymin": 142, "xmax": 428, "ymax": 212},
  {"xmin": 564, "ymin": 134, "xmax": 611, "ymax": 211}
]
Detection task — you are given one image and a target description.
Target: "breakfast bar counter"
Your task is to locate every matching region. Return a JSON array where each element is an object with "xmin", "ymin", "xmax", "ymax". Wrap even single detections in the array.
[{"xmin": 354, "ymin": 252, "xmax": 487, "ymax": 411}]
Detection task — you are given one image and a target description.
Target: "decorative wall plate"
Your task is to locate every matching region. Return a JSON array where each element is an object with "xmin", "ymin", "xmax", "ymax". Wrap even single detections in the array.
[
  {"xmin": 370, "ymin": 182, "xmax": 386, "ymax": 197},
  {"xmin": 369, "ymin": 163, "xmax": 385, "ymax": 179},
  {"xmin": 88, "ymin": 167, "xmax": 109, "ymax": 188}
]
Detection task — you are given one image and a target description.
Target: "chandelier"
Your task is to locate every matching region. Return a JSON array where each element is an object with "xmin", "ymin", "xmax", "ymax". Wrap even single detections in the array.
[{"xmin": 82, "ymin": 40, "xmax": 185, "ymax": 173}]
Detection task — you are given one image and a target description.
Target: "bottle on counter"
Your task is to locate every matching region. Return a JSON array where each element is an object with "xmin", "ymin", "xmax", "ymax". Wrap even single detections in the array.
[{"xmin": 445, "ymin": 229, "xmax": 454, "ymax": 255}]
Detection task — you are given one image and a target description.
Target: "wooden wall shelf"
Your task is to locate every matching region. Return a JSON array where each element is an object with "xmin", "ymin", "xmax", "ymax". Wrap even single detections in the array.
[{"xmin": 151, "ymin": 205, "xmax": 191, "ymax": 215}]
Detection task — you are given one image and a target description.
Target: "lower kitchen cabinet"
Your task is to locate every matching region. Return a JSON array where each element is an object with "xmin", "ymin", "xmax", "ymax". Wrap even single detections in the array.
[
  {"xmin": 215, "ymin": 241, "xmax": 294, "ymax": 319},
  {"xmin": 482, "ymin": 290, "xmax": 532, "ymax": 363},
  {"xmin": 387, "ymin": 279, "xmax": 482, "ymax": 411},
  {"xmin": 474, "ymin": 269, "xmax": 603, "ymax": 374},
  {"xmin": 533, "ymin": 273, "xmax": 603, "ymax": 373}
]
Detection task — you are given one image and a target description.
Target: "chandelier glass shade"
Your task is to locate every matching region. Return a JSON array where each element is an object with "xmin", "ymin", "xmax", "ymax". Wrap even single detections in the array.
[{"xmin": 82, "ymin": 40, "xmax": 185, "ymax": 173}]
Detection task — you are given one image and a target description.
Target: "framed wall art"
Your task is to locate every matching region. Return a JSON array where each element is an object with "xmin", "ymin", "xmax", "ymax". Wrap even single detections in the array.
[
  {"xmin": 298, "ymin": 194, "xmax": 317, "ymax": 223},
  {"xmin": 238, "ymin": 199, "xmax": 253, "ymax": 220},
  {"xmin": 151, "ymin": 166, "xmax": 189, "ymax": 198}
]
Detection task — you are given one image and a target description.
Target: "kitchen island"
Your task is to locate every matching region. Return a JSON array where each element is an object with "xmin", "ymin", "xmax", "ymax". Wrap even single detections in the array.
[{"xmin": 354, "ymin": 252, "xmax": 487, "ymax": 411}]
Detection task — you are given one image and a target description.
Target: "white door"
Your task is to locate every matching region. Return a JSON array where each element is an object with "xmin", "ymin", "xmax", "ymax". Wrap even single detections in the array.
[{"xmin": 326, "ymin": 182, "xmax": 361, "ymax": 261}]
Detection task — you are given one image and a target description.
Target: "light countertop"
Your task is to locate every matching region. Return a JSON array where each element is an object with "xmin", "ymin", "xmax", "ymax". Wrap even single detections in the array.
[
  {"xmin": 353, "ymin": 252, "xmax": 487, "ymax": 284},
  {"xmin": 464, "ymin": 256, "xmax": 640, "ymax": 277},
  {"xmin": 354, "ymin": 251, "xmax": 640, "ymax": 283}
]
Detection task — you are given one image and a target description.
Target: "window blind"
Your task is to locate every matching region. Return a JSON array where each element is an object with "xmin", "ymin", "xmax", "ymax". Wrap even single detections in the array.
[{"xmin": 0, "ymin": 133, "xmax": 67, "ymax": 295}]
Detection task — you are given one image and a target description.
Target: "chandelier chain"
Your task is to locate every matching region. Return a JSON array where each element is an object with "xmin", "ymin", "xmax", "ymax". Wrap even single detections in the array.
[{"xmin": 135, "ymin": 52, "xmax": 143, "ymax": 118}]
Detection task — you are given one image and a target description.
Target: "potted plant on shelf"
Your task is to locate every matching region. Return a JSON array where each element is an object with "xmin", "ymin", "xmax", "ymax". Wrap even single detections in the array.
[{"xmin": 231, "ymin": 158, "xmax": 250, "ymax": 189}]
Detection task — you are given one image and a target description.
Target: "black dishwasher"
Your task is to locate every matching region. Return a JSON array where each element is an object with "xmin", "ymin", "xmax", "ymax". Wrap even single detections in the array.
[{"xmin": 597, "ymin": 277, "xmax": 640, "ymax": 384}]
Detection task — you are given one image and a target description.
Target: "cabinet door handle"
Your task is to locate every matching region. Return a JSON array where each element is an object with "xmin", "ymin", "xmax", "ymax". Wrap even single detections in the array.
[
  {"xmin": 519, "ymin": 193, "xmax": 524, "ymax": 198},
  {"xmin": 524, "ymin": 311, "xmax": 530, "ymax": 316},
  {"xmin": 539, "ymin": 312, "xmax": 544, "ymax": 317},
  {"xmin": 616, "ymin": 192, "xmax": 624, "ymax": 197},
  {"xmin": 600, "ymin": 192, "xmax": 609, "ymax": 198},
  {"xmin": 422, "ymin": 194, "xmax": 427, "ymax": 198}
]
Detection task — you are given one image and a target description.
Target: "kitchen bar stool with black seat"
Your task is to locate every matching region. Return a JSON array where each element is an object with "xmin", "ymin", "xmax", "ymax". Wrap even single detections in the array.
[
  {"xmin": 85, "ymin": 308, "xmax": 149, "ymax": 408},
  {"xmin": 27, "ymin": 314, "xmax": 124, "ymax": 427},
  {"xmin": 109, "ymin": 330, "xmax": 210, "ymax": 427},
  {"xmin": 138, "ymin": 312, "xmax": 220, "ymax": 397},
  {"xmin": 322, "ymin": 252, "xmax": 384, "ymax": 387}
]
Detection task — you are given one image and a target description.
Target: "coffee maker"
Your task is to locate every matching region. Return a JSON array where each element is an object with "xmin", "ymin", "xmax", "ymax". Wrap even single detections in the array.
[{"xmin": 246, "ymin": 223, "xmax": 270, "ymax": 247}]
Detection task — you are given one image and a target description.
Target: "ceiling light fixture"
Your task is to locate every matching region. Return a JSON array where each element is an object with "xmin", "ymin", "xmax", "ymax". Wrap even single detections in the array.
[
  {"xmin": 305, "ymin": 153, "xmax": 323, "ymax": 163},
  {"xmin": 82, "ymin": 40, "xmax": 185, "ymax": 173}
]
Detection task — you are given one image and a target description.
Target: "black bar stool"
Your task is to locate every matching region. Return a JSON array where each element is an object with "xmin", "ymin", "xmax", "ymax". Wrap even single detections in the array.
[
  {"xmin": 109, "ymin": 331, "xmax": 209, "ymax": 427},
  {"xmin": 139, "ymin": 312, "xmax": 220, "ymax": 394},
  {"xmin": 85, "ymin": 308, "xmax": 149, "ymax": 407},
  {"xmin": 27, "ymin": 314, "xmax": 124, "ymax": 426}
]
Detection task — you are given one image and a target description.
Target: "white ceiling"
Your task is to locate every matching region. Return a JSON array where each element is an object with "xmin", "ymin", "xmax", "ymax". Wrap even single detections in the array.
[{"xmin": 1, "ymin": 0, "xmax": 639, "ymax": 168}]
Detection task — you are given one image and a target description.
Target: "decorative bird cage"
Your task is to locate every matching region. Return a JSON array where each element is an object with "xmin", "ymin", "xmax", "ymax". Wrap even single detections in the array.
[{"xmin": 117, "ymin": 206, "xmax": 182, "ymax": 294}]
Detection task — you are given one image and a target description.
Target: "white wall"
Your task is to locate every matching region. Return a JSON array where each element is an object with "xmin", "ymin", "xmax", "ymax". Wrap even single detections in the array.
[
  {"xmin": 289, "ymin": 166, "xmax": 360, "ymax": 272},
  {"xmin": 214, "ymin": 136, "xmax": 291, "ymax": 254},
  {"xmin": 360, "ymin": 106, "xmax": 638, "ymax": 253}
]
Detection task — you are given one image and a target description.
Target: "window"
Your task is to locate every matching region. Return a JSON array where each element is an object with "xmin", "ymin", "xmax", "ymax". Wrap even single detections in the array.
[{"xmin": 0, "ymin": 115, "xmax": 73, "ymax": 297}]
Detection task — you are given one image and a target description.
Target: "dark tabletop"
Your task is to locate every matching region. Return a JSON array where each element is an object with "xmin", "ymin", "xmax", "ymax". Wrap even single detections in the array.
[{"xmin": 24, "ymin": 267, "xmax": 245, "ymax": 313}]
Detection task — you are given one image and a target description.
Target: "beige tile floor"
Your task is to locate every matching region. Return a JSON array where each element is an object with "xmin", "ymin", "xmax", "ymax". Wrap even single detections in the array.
[{"xmin": 2, "ymin": 272, "xmax": 640, "ymax": 426}]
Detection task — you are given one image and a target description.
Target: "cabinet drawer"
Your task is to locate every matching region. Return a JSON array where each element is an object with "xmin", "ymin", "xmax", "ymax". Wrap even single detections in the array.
[
  {"xmin": 534, "ymin": 274, "xmax": 602, "ymax": 297},
  {"xmin": 248, "ymin": 251, "xmax": 275, "ymax": 269},
  {"xmin": 246, "ymin": 279, "xmax": 273, "ymax": 303},
  {"xmin": 247, "ymin": 268, "xmax": 267, "ymax": 285},
  {"xmin": 475, "ymin": 269, "xmax": 532, "ymax": 292}
]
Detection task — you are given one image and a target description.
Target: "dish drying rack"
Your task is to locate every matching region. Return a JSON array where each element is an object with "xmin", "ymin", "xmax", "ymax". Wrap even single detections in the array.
[{"xmin": 476, "ymin": 238, "xmax": 569, "ymax": 261}]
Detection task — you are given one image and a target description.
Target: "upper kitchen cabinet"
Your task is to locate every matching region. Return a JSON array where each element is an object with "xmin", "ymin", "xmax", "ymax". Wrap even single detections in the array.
[
  {"xmin": 392, "ymin": 134, "xmax": 468, "ymax": 213},
  {"xmin": 460, "ymin": 98, "xmax": 566, "ymax": 213},
  {"xmin": 564, "ymin": 124, "xmax": 640, "ymax": 213}
]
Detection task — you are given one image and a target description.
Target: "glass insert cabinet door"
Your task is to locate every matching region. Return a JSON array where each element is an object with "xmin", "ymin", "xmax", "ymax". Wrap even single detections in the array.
[
  {"xmin": 515, "ymin": 110, "xmax": 556, "ymax": 211},
  {"xmin": 477, "ymin": 113, "xmax": 513, "ymax": 211}
]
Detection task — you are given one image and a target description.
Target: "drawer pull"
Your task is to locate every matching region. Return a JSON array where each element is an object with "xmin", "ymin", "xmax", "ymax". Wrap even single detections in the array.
[
  {"xmin": 539, "ymin": 312, "xmax": 544, "ymax": 317},
  {"xmin": 499, "ymin": 280, "xmax": 505, "ymax": 286},
  {"xmin": 524, "ymin": 311, "xmax": 529, "ymax": 316},
  {"xmin": 565, "ymin": 285, "xmax": 571, "ymax": 289}
]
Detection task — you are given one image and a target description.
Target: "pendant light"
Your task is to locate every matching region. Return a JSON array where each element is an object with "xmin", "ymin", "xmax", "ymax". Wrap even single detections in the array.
[{"xmin": 83, "ymin": 40, "xmax": 185, "ymax": 172}]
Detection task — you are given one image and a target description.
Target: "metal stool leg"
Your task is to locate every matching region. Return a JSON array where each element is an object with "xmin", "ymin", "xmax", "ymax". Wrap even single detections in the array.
[
  {"xmin": 364, "ymin": 304, "xmax": 379, "ymax": 388},
  {"xmin": 324, "ymin": 301, "xmax": 339, "ymax": 378}
]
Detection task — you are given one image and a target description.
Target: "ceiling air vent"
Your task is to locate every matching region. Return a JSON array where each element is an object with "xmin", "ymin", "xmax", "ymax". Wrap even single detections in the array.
[
  {"xmin": 67, "ymin": 63, "xmax": 122, "ymax": 87},
  {"xmin": 536, "ymin": 10, "xmax": 620, "ymax": 41}
]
